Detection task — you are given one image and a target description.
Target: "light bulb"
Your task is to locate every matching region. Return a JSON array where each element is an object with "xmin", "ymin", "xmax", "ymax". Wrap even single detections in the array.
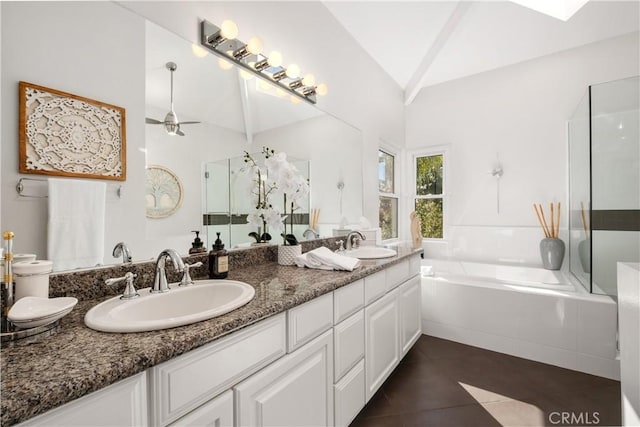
[
  {"xmin": 240, "ymin": 69, "xmax": 253, "ymax": 80},
  {"xmin": 246, "ymin": 37, "xmax": 263, "ymax": 55},
  {"xmin": 286, "ymin": 64, "xmax": 300, "ymax": 79},
  {"xmin": 316, "ymin": 83, "xmax": 328, "ymax": 96},
  {"xmin": 267, "ymin": 51, "xmax": 283, "ymax": 67},
  {"xmin": 191, "ymin": 44, "xmax": 209, "ymax": 58},
  {"xmin": 291, "ymin": 96, "xmax": 301, "ymax": 104},
  {"xmin": 218, "ymin": 57, "xmax": 233, "ymax": 70},
  {"xmin": 302, "ymin": 74, "xmax": 316, "ymax": 87},
  {"xmin": 220, "ymin": 20, "xmax": 238, "ymax": 40}
]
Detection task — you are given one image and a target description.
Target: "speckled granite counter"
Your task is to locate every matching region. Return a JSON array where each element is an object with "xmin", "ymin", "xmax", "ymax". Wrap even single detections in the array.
[{"xmin": 1, "ymin": 245, "xmax": 421, "ymax": 426}]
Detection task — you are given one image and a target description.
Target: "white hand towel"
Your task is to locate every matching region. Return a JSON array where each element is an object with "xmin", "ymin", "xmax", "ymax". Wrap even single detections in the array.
[
  {"xmin": 48, "ymin": 178, "xmax": 106, "ymax": 271},
  {"xmin": 301, "ymin": 246, "xmax": 361, "ymax": 271},
  {"xmin": 295, "ymin": 253, "xmax": 335, "ymax": 270}
]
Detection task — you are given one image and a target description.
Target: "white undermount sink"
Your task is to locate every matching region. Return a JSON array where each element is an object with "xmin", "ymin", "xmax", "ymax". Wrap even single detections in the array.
[
  {"xmin": 84, "ymin": 280, "xmax": 255, "ymax": 333},
  {"xmin": 344, "ymin": 246, "xmax": 397, "ymax": 259}
]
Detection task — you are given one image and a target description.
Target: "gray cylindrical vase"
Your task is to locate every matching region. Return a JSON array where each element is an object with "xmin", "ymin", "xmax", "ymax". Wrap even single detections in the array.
[
  {"xmin": 578, "ymin": 238, "xmax": 591, "ymax": 273},
  {"xmin": 540, "ymin": 238, "xmax": 565, "ymax": 270}
]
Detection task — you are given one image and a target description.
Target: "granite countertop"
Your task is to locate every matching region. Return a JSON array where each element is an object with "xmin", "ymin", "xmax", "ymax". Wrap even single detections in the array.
[{"xmin": 1, "ymin": 246, "xmax": 421, "ymax": 426}]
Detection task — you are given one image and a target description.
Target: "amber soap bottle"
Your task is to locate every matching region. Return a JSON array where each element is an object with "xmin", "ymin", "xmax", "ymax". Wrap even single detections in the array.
[{"xmin": 209, "ymin": 232, "xmax": 229, "ymax": 279}]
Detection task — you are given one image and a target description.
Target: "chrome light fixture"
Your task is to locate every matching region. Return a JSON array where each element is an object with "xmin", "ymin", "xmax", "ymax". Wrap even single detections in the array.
[{"xmin": 200, "ymin": 19, "xmax": 324, "ymax": 105}]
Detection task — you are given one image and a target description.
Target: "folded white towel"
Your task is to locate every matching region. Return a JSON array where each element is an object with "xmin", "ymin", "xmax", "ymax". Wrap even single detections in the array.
[
  {"xmin": 296, "ymin": 246, "xmax": 361, "ymax": 271},
  {"xmin": 295, "ymin": 253, "xmax": 335, "ymax": 270},
  {"xmin": 48, "ymin": 178, "xmax": 106, "ymax": 271}
]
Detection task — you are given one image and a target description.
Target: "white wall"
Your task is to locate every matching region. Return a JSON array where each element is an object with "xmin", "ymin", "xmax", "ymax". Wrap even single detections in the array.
[
  {"xmin": 406, "ymin": 32, "xmax": 640, "ymax": 264},
  {"xmin": 1, "ymin": 2, "xmax": 147, "ymax": 263}
]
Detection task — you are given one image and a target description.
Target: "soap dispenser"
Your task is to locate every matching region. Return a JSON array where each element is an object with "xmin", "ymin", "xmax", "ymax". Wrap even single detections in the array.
[
  {"xmin": 189, "ymin": 231, "xmax": 206, "ymax": 254},
  {"xmin": 208, "ymin": 232, "xmax": 229, "ymax": 279}
]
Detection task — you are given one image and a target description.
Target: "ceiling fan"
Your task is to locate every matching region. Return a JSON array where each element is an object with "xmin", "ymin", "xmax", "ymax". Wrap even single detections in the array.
[{"xmin": 146, "ymin": 61, "xmax": 200, "ymax": 136}]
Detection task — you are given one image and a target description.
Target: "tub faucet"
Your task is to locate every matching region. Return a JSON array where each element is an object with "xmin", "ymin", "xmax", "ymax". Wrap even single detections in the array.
[
  {"xmin": 112, "ymin": 242, "xmax": 132, "ymax": 264},
  {"xmin": 345, "ymin": 231, "xmax": 365, "ymax": 251},
  {"xmin": 152, "ymin": 249, "xmax": 185, "ymax": 293}
]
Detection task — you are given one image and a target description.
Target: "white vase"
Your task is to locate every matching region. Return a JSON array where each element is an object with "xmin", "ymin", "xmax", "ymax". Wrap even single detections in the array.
[{"xmin": 278, "ymin": 244, "xmax": 301, "ymax": 266}]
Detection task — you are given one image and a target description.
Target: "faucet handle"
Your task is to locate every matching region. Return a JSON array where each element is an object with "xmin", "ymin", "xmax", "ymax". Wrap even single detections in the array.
[
  {"xmin": 335, "ymin": 240, "xmax": 345, "ymax": 253},
  {"xmin": 180, "ymin": 262, "xmax": 203, "ymax": 287},
  {"xmin": 105, "ymin": 272, "xmax": 139, "ymax": 300}
]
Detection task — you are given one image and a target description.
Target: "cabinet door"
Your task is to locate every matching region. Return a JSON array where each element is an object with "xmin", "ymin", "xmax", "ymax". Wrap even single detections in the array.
[
  {"xmin": 398, "ymin": 276, "xmax": 422, "ymax": 356},
  {"xmin": 170, "ymin": 390, "xmax": 233, "ymax": 427},
  {"xmin": 364, "ymin": 289, "xmax": 399, "ymax": 401},
  {"xmin": 334, "ymin": 360, "xmax": 365, "ymax": 427},
  {"xmin": 18, "ymin": 372, "xmax": 147, "ymax": 427},
  {"xmin": 234, "ymin": 329, "xmax": 334, "ymax": 427}
]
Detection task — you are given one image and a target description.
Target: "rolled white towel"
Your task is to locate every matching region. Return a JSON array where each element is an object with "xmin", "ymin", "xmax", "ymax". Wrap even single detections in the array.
[{"xmin": 305, "ymin": 246, "xmax": 361, "ymax": 271}]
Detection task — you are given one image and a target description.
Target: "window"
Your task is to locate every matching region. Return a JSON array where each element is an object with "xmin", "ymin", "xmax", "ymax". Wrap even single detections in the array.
[
  {"xmin": 378, "ymin": 149, "xmax": 398, "ymax": 240},
  {"xmin": 415, "ymin": 153, "xmax": 444, "ymax": 239}
]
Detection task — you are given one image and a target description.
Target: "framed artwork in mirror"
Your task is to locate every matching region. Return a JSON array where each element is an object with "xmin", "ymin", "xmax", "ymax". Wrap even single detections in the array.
[
  {"xmin": 18, "ymin": 81, "xmax": 126, "ymax": 181},
  {"xmin": 145, "ymin": 165, "xmax": 183, "ymax": 219}
]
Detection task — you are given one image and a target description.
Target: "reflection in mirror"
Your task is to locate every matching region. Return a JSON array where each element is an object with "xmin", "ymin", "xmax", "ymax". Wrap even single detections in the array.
[
  {"xmin": 204, "ymin": 154, "xmax": 310, "ymax": 248},
  {"xmin": 145, "ymin": 21, "xmax": 363, "ymax": 255}
]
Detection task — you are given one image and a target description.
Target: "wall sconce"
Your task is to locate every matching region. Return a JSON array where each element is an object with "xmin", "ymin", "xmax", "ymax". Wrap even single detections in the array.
[{"xmin": 200, "ymin": 19, "xmax": 324, "ymax": 105}]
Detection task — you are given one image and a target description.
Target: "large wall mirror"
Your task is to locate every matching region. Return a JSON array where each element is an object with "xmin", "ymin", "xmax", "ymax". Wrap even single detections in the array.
[{"xmin": 0, "ymin": 3, "xmax": 364, "ymax": 274}]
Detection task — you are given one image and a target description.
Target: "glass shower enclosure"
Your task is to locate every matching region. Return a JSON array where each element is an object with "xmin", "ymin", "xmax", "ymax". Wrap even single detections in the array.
[{"xmin": 568, "ymin": 76, "xmax": 640, "ymax": 296}]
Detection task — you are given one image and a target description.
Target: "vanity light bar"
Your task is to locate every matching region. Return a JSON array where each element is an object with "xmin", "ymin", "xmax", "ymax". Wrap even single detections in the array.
[{"xmin": 200, "ymin": 20, "xmax": 318, "ymax": 104}]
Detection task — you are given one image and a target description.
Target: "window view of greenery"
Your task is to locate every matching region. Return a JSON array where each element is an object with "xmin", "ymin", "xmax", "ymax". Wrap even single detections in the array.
[
  {"xmin": 415, "ymin": 154, "xmax": 444, "ymax": 238},
  {"xmin": 378, "ymin": 150, "xmax": 397, "ymax": 240},
  {"xmin": 379, "ymin": 196, "xmax": 398, "ymax": 240},
  {"xmin": 378, "ymin": 150, "xmax": 394, "ymax": 193}
]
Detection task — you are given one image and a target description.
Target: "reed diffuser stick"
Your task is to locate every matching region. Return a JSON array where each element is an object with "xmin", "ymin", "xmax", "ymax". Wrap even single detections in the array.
[
  {"xmin": 539, "ymin": 204, "xmax": 551, "ymax": 238},
  {"xmin": 556, "ymin": 202, "xmax": 561, "ymax": 239},
  {"xmin": 550, "ymin": 203, "xmax": 555, "ymax": 239},
  {"xmin": 533, "ymin": 204, "xmax": 549, "ymax": 238}
]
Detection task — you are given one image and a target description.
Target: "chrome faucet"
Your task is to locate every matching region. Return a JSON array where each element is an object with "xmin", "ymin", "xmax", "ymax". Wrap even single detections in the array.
[
  {"xmin": 152, "ymin": 249, "xmax": 185, "ymax": 293},
  {"xmin": 112, "ymin": 242, "xmax": 132, "ymax": 264},
  {"xmin": 180, "ymin": 262, "xmax": 203, "ymax": 287},
  {"xmin": 345, "ymin": 231, "xmax": 365, "ymax": 251}
]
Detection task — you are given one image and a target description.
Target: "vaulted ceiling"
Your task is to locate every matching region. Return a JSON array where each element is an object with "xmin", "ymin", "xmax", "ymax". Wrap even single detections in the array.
[{"xmin": 323, "ymin": 1, "xmax": 640, "ymax": 104}]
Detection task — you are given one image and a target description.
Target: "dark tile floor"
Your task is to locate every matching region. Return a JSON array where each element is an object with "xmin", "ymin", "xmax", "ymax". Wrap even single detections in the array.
[{"xmin": 351, "ymin": 335, "xmax": 621, "ymax": 427}]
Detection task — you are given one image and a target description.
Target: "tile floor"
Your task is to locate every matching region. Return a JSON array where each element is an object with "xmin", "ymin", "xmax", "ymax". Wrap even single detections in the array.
[{"xmin": 351, "ymin": 335, "xmax": 621, "ymax": 427}]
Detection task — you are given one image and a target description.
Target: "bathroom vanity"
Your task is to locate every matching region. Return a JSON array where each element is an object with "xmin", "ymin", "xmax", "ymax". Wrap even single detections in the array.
[{"xmin": 1, "ymin": 245, "xmax": 421, "ymax": 427}]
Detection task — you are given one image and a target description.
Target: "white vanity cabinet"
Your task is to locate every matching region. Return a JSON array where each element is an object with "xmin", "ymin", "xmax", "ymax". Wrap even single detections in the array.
[
  {"xmin": 16, "ymin": 372, "xmax": 148, "ymax": 427},
  {"xmin": 149, "ymin": 313, "xmax": 287, "ymax": 426},
  {"xmin": 234, "ymin": 329, "xmax": 334, "ymax": 427},
  {"xmin": 365, "ymin": 256, "xmax": 422, "ymax": 401},
  {"xmin": 14, "ymin": 253, "xmax": 421, "ymax": 427}
]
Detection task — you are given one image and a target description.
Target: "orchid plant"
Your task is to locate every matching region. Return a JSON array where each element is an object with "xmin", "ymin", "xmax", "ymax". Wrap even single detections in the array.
[{"xmin": 243, "ymin": 147, "xmax": 309, "ymax": 246}]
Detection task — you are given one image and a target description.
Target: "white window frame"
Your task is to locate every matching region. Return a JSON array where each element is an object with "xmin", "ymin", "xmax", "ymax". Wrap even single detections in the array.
[
  {"xmin": 411, "ymin": 146, "xmax": 449, "ymax": 241},
  {"xmin": 378, "ymin": 145, "xmax": 400, "ymax": 243}
]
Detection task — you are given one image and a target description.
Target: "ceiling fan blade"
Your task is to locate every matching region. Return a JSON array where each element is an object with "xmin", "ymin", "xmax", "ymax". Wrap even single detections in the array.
[
  {"xmin": 176, "ymin": 129, "xmax": 186, "ymax": 136},
  {"xmin": 145, "ymin": 117, "xmax": 163, "ymax": 124},
  {"xmin": 178, "ymin": 121, "xmax": 201, "ymax": 125}
]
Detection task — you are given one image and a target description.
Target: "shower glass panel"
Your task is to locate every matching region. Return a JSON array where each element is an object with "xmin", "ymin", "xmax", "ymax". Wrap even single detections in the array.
[{"xmin": 569, "ymin": 76, "xmax": 640, "ymax": 296}]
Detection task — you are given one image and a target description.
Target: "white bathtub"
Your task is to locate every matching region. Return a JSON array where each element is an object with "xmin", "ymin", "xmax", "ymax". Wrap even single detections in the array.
[{"xmin": 421, "ymin": 258, "xmax": 620, "ymax": 379}]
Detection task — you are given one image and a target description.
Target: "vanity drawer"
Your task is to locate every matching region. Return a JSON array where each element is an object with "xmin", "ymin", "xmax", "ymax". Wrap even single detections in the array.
[
  {"xmin": 386, "ymin": 260, "xmax": 410, "ymax": 291},
  {"xmin": 288, "ymin": 292, "xmax": 334, "ymax": 352},
  {"xmin": 334, "ymin": 309, "xmax": 364, "ymax": 382},
  {"xmin": 364, "ymin": 270, "xmax": 387, "ymax": 306},
  {"xmin": 150, "ymin": 313, "xmax": 286, "ymax": 426},
  {"xmin": 334, "ymin": 279, "xmax": 364, "ymax": 324}
]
